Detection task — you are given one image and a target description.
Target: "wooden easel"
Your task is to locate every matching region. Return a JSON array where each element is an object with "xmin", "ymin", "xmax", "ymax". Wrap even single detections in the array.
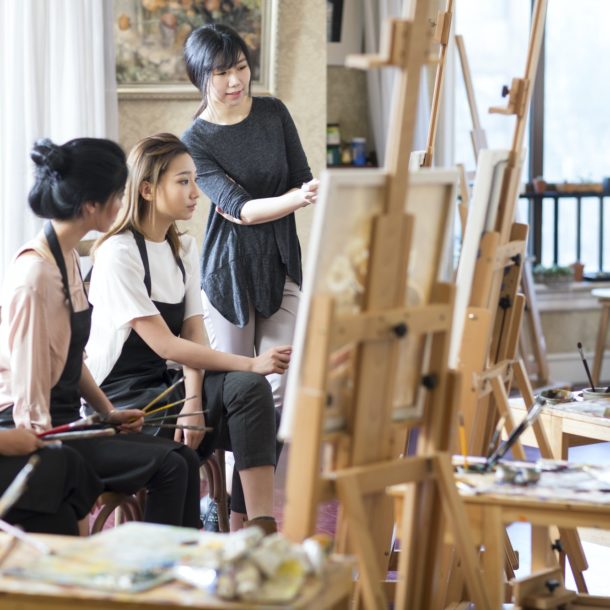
[
  {"xmin": 420, "ymin": 0, "xmax": 452, "ymax": 169},
  {"xmin": 282, "ymin": 1, "xmax": 490, "ymax": 609},
  {"xmin": 455, "ymin": 31, "xmax": 550, "ymax": 388},
  {"xmin": 454, "ymin": 0, "xmax": 590, "ymax": 596}
]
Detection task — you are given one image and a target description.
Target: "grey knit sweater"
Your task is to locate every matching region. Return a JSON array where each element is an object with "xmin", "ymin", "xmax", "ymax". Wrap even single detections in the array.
[{"xmin": 182, "ymin": 96, "xmax": 313, "ymax": 327}]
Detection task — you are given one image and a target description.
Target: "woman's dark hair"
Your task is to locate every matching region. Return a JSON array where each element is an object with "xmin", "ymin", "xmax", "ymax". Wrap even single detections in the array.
[
  {"xmin": 28, "ymin": 137, "xmax": 128, "ymax": 220},
  {"xmin": 184, "ymin": 23, "xmax": 253, "ymax": 118}
]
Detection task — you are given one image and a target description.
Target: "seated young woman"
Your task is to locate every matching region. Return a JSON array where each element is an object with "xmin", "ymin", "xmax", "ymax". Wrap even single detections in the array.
[
  {"xmin": 0, "ymin": 137, "xmax": 201, "ymax": 529},
  {"xmin": 0, "ymin": 429, "xmax": 102, "ymax": 536},
  {"xmin": 85, "ymin": 133, "xmax": 290, "ymax": 534}
]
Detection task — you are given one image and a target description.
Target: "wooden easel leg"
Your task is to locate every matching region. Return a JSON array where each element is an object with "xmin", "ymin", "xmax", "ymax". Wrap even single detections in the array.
[
  {"xmin": 481, "ymin": 505, "xmax": 504, "ymax": 610},
  {"xmin": 335, "ymin": 476, "xmax": 388, "ymax": 610},
  {"xmin": 593, "ymin": 304, "xmax": 610, "ymax": 387},
  {"xmin": 433, "ymin": 454, "xmax": 492, "ymax": 610}
]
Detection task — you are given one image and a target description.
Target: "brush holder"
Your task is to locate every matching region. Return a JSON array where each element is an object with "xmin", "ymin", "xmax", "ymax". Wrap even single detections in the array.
[{"xmin": 582, "ymin": 388, "xmax": 610, "ymax": 400}]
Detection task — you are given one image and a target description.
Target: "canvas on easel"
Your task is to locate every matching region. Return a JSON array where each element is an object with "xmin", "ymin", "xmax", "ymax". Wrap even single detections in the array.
[
  {"xmin": 281, "ymin": 168, "xmax": 458, "ymax": 443},
  {"xmin": 280, "ymin": 2, "xmax": 491, "ymax": 608}
]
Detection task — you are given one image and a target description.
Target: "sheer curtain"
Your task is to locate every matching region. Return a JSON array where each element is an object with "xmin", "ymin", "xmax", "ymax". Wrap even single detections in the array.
[
  {"xmin": 0, "ymin": 0, "xmax": 118, "ymax": 283},
  {"xmin": 363, "ymin": 0, "xmax": 431, "ymax": 167}
]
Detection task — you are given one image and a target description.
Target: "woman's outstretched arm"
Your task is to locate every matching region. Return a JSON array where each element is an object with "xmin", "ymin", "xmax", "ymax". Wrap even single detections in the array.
[{"xmin": 130, "ymin": 314, "xmax": 291, "ymax": 375}]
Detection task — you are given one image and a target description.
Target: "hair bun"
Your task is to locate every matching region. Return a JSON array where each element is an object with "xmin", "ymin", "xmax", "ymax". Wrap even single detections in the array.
[{"xmin": 31, "ymin": 138, "xmax": 70, "ymax": 177}]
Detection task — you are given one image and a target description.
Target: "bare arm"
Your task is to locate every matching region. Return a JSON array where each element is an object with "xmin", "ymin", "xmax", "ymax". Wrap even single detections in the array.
[
  {"xmin": 217, "ymin": 179, "xmax": 319, "ymax": 226},
  {"xmin": 174, "ymin": 316, "xmax": 207, "ymax": 449},
  {"xmin": 131, "ymin": 314, "xmax": 291, "ymax": 375}
]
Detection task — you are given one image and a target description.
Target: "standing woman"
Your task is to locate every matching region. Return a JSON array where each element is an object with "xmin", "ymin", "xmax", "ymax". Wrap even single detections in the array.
[
  {"xmin": 181, "ymin": 24, "xmax": 318, "ymax": 414},
  {"xmin": 0, "ymin": 137, "xmax": 201, "ymax": 529},
  {"xmin": 86, "ymin": 133, "xmax": 288, "ymax": 534}
]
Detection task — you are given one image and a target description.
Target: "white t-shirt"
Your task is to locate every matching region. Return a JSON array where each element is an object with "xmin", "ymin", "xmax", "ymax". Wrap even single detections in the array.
[{"xmin": 86, "ymin": 232, "xmax": 203, "ymax": 385}]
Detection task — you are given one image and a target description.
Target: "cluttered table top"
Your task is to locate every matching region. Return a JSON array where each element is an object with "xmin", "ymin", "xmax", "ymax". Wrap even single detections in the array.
[{"xmin": 0, "ymin": 523, "xmax": 354, "ymax": 610}]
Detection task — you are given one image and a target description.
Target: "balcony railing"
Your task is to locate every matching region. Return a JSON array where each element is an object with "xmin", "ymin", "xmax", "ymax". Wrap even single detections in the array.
[{"xmin": 519, "ymin": 190, "xmax": 610, "ymax": 273}]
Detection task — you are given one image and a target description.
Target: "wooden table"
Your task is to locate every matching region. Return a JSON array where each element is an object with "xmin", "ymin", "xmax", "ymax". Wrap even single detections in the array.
[
  {"xmin": 390, "ymin": 469, "xmax": 610, "ymax": 609},
  {"xmin": 509, "ymin": 397, "xmax": 610, "ymax": 460},
  {"xmin": 459, "ymin": 489, "xmax": 610, "ymax": 609},
  {"xmin": 0, "ymin": 534, "xmax": 354, "ymax": 610}
]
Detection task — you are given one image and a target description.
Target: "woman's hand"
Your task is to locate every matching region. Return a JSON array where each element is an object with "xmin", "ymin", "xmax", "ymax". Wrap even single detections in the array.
[
  {"xmin": 174, "ymin": 397, "xmax": 206, "ymax": 450},
  {"xmin": 0, "ymin": 429, "xmax": 44, "ymax": 456},
  {"xmin": 299, "ymin": 178, "xmax": 319, "ymax": 207},
  {"xmin": 252, "ymin": 346, "xmax": 292, "ymax": 376},
  {"xmin": 105, "ymin": 409, "xmax": 144, "ymax": 433}
]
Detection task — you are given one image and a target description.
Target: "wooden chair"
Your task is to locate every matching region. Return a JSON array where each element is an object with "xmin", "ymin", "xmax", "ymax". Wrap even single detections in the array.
[
  {"xmin": 89, "ymin": 450, "xmax": 229, "ymax": 534},
  {"xmin": 592, "ymin": 288, "xmax": 610, "ymax": 387},
  {"xmin": 200, "ymin": 449, "xmax": 230, "ymax": 533},
  {"xmin": 90, "ymin": 490, "xmax": 145, "ymax": 534}
]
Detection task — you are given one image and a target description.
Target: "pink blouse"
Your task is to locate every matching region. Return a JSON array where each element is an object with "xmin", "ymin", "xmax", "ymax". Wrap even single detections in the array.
[{"xmin": 0, "ymin": 235, "xmax": 88, "ymax": 432}]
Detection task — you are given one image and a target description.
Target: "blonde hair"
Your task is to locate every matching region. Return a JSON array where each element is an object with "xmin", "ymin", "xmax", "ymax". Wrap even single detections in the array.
[{"xmin": 93, "ymin": 133, "xmax": 190, "ymax": 261}]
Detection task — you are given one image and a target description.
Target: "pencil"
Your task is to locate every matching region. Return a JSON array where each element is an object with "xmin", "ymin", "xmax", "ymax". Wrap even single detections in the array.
[
  {"xmin": 142, "ymin": 377, "xmax": 185, "ymax": 413},
  {"xmin": 145, "ymin": 396, "xmax": 197, "ymax": 418},
  {"xmin": 458, "ymin": 412, "xmax": 468, "ymax": 469}
]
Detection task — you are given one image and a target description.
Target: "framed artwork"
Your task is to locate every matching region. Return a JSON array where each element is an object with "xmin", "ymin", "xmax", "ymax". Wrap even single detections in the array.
[
  {"xmin": 279, "ymin": 167, "xmax": 458, "ymax": 440},
  {"xmin": 113, "ymin": 0, "xmax": 275, "ymax": 98},
  {"xmin": 327, "ymin": 0, "xmax": 363, "ymax": 66}
]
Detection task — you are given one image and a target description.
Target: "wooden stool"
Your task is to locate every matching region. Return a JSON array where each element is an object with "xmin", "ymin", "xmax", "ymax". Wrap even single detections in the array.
[
  {"xmin": 90, "ymin": 490, "xmax": 145, "ymax": 534},
  {"xmin": 592, "ymin": 288, "xmax": 610, "ymax": 386}
]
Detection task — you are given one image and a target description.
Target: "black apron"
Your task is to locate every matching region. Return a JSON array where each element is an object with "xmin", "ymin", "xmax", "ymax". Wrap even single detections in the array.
[
  {"xmin": 99, "ymin": 230, "xmax": 223, "ymax": 460},
  {"xmin": 42, "ymin": 223, "xmax": 191, "ymax": 494},
  {"xmin": 0, "ymin": 223, "xmax": 103, "ymax": 516}
]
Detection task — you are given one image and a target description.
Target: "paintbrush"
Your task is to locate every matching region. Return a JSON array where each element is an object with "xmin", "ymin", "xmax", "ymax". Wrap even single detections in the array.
[
  {"xmin": 144, "ymin": 410, "xmax": 207, "ymax": 423},
  {"xmin": 37, "ymin": 413, "xmax": 102, "ymax": 438},
  {"xmin": 142, "ymin": 423, "xmax": 213, "ymax": 432},
  {"xmin": 0, "ymin": 518, "xmax": 52, "ymax": 555},
  {"xmin": 142, "ymin": 377, "xmax": 185, "ymax": 413},
  {"xmin": 41, "ymin": 428, "xmax": 117, "ymax": 442},
  {"xmin": 577, "ymin": 342, "xmax": 596, "ymax": 392},
  {"xmin": 145, "ymin": 396, "xmax": 197, "ymax": 418},
  {"xmin": 486, "ymin": 399, "xmax": 545, "ymax": 469},
  {"xmin": 0, "ymin": 455, "xmax": 40, "ymax": 519},
  {"xmin": 486, "ymin": 415, "xmax": 507, "ymax": 459}
]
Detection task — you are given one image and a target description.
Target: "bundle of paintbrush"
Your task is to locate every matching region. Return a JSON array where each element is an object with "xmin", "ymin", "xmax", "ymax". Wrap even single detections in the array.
[
  {"xmin": 37, "ymin": 380, "xmax": 204, "ymax": 440},
  {"xmin": 142, "ymin": 402, "xmax": 211, "ymax": 433}
]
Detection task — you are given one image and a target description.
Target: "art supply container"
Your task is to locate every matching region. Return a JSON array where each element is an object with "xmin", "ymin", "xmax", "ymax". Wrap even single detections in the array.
[
  {"xmin": 351, "ymin": 137, "xmax": 367, "ymax": 166},
  {"xmin": 582, "ymin": 388, "xmax": 610, "ymax": 400},
  {"xmin": 539, "ymin": 388, "xmax": 573, "ymax": 404}
]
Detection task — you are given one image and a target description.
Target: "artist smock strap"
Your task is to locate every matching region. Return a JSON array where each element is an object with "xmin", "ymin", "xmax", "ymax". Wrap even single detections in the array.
[{"xmin": 44, "ymin": 222, "xmax": 92, "ymax": 426}]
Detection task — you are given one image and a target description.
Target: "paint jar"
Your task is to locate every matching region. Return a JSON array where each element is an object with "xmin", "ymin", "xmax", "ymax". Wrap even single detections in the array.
[
  {"xmin": 326, "ymin": 145, "xmax": 341, "ymax": 166},
  {"xmin": 539, "ymin": 388, "xmax": 573, "ymax": 404},
  {"xmin": 582, "ymin": 388, "xmax": 610, "ymax": 400},
  {"xmin": 351, "ymin": 137, "xmax": 367, "ymax": 166}
]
